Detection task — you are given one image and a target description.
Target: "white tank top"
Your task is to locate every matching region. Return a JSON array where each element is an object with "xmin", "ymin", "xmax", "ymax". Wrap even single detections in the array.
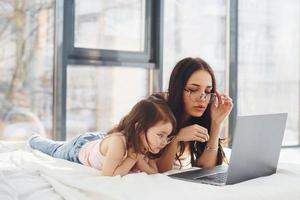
[{"xmin": 78, "ymin": 134, "xmax": 126, "ymax": 170}]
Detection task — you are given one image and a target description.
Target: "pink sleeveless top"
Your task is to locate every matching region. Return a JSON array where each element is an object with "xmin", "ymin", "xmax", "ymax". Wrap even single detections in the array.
[{"xmin": 78, "ymin": 134, "xmax": 126, "ymax": 170}]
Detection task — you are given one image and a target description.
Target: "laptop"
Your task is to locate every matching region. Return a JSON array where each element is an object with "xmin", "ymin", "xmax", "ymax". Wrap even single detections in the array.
[{"xmin": 168, "ymin": 113, "xmax": 288, "ymax": 186}]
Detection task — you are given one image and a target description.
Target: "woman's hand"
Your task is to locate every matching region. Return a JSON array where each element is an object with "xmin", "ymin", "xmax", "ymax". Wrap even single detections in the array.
[
  {"xmin": 175, "ymin": 124, "xmax": 210, "ymax": 143},
  {"xmin": 210, "ymin": 91, "xmax": 233, "ymax": 125}
]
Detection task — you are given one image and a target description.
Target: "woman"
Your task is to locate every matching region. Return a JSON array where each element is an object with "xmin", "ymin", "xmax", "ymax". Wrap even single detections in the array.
[{"xmin": 156, "ymin": 57, "xmax": 233, "ymax": 172}]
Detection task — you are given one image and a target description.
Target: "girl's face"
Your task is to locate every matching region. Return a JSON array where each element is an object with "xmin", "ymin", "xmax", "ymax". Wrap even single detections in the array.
[
  {"xmin": 183, "ymin": 69, "xmax": 213, "ymax": 118},
  {"xmin": 141, "ymin": 121, "xmax": 173, "ymax": 154}
]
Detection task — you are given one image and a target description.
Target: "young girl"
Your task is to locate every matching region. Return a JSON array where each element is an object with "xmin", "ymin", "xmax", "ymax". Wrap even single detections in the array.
[
  {"xmin": 156, "ymin": 57, "xmax": 233, "ymax": 172},
  {"xmin": 29, "ymin": 95, "xmax": 176, "ymax": 176}
]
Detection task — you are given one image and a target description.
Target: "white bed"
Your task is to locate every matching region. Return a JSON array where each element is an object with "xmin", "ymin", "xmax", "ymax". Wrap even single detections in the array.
[{"xmin": 1, "ymin": 141, "xmax": 300, "ymax": 200}]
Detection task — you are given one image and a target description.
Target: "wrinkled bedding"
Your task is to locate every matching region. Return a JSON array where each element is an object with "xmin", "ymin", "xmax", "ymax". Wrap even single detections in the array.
[{"xmin": 0, "ymin": 141, "xmax": 300, "ymax": 200}]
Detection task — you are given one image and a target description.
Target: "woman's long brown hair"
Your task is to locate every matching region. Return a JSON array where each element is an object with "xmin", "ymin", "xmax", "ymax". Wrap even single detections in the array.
[{"xmin": 167, "ymin": 57, "xmax": 227, "ymax": 167}]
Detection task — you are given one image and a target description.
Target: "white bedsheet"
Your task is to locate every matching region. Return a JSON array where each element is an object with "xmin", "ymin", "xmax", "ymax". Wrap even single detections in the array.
[{"xmin": 0, "ymin": 142, "xmax": 300, "ymax": 200}]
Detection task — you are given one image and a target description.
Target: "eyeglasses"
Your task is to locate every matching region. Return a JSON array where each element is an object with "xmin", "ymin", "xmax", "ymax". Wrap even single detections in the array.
[
  {"xmin": 165, "ymin": 135, "xmax": 175, "ymax": 144},
  {"xmin": 184, "ymin": 88, "xmax": 216, "ymax": 103},
  {"xmin": 157, "ymin": 134, "xmax": 176, "ymax": 144}
]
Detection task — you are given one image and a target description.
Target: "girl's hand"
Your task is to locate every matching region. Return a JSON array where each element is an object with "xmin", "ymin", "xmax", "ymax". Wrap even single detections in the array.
[
  {"xmin": 128, "ymin": 148, "xmax": 144, "ymax": 161},
  {"xmin": 175, "ymin": 124, "xmax": 210, "ymax": 143},
  {"xmin": 210, "ymin": 91, "xmax": 233, "ymax": 125},
  {"xmin": 135, "ymin": 156, "xmax": 158, "ymax": 174}
]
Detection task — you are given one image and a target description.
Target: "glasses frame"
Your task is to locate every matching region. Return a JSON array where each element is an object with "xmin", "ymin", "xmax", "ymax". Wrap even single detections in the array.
[
  {"xmin": 184, "ymin": 88, "xmax": 216, "ymax": 104},
  {"xmin": 165, "ymin": 135, "xmax": 176, "ymax": 144}
]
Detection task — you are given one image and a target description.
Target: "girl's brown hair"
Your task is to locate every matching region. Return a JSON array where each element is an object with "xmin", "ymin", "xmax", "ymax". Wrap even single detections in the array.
[{"xmin": 107, "ymin": 95, "xmax": 176, "ymax": 157}]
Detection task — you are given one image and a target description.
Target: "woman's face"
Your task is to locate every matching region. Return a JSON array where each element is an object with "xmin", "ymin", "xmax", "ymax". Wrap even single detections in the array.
[
  {"xmin": 183, "ymin": 69, "xmax": 213, "ymax": 118},
  {"xmin": 141, "ymin": 121, "xmax": 173, "ymax": 154}
]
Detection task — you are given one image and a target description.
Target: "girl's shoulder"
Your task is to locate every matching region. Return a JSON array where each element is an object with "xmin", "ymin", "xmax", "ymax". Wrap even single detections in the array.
[
  {"xmin": 100, "ymin": 132, "xmax": 127, "ymax": 156},
  {"xmin": 104, "ymin": 132, "xmax": 126, "ymax": 146}
]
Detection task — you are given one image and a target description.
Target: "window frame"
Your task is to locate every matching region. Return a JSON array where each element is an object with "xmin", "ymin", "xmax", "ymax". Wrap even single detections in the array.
[
  {"xmin": 53, "ymin": 0, "xmax": 164, "ymax": 140},
  {"xmin": 228, "ymin": 0, "xmax": 300, "ymax": 148},
  {"xmin": 68, "ymin": 0, "xmax": 153, "ymax": 64}
]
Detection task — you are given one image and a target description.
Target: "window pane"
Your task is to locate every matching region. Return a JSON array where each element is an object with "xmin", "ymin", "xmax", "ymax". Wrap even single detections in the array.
[
  {"xmin": 163, "ymin": 0, "xmax": 227, "ymax": 93},
  {"xmin": 0, "ymin": 0, "xmax": 54, "ymax": 140},
  {"xmin": 238, "ymin": 0, "xmax": 300, "ymax": 145},
  {"xmin": 66, "ymin": 66, "xmax": 149, "ymax": 139},
  {"xmin": 74, "ymin": 0, "xmax": 146, "ymax": 51}
]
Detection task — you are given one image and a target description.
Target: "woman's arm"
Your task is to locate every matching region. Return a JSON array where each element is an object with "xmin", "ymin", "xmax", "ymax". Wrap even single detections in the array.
[
  {"xmin": 156, "ymin": 124, "xmax": 210, "ymax": 172},
  {"xmin": 101, "ymin": 137, "xmax": 137, "ymax": 176},
  {"xmin": 196, "ymin": 121, "xmax": 220, "ymax": 167},
  {"xmin": 156, "ymin": 138, "xmax": 179, "ymax": 172},
  {"xmin": 196, "ymin": 92, "xmax": 233, "ymax": 168}
]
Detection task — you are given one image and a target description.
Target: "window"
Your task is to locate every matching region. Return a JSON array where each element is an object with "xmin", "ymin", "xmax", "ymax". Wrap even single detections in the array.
[
  {"xmin": 238, "ymin": 0, "xmax": 300, "ymax": 145},
  {"xmin": 66, "ymin": 66, "xmax": 149, "ymax": 139},
  {"xmin": 58, "ymin": 0, "xmax": 300, "ymax": 146},
  {"xmin": 163, "ymin": 0, "xmax": 228, "ymax": 93},
  {"xmin": 56, "ymin": 0, "xmax": 160, "ymax": 139},
  {"xmin": 74, "ymin": 0, "xmax": 146, "ymax": 51},
  {"xmin": 0, "ymin": 0, "xmax": 54, "ymax": 140},
  {"xmin": 67, "ymin": 0, "xmax": 152, "ymax": 63}
]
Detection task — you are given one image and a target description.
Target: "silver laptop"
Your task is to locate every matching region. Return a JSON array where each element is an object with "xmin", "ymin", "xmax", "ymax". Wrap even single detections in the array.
[{"xmin": 169, "ymin": 113, "xmax": 288, "ymax": 186}]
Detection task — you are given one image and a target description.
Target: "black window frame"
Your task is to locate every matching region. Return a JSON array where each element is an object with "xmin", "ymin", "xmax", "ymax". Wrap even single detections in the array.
[
  {"xmin": 53, "ymin": 0, "xmax": 163, "ymax": 140},
  {"xmin": 67, "ymin": 0, "xmax": 153, "ymax": 65}
]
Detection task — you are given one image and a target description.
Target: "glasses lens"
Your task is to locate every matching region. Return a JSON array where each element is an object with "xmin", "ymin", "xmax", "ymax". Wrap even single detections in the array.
[
  {"xmin": 190, "ymin": 93, "xmax": 197, "ymax": 102},
  {"xmin": 190, "ymin": 91, "xmax": 203, "ymax": 102},
  {"xmin": 166, "ymin": 135, "xmax": 175, "ymax": 143},
  {"xmin": 209, "ymin": 93, "xmax": 216, "ymax": 104},
  {"xmin": 188, "ymin": 90, "xmax": 216, "ymax": 103}
]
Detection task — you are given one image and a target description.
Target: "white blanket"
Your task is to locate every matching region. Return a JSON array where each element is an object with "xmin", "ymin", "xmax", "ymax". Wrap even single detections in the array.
[{"xmin": 0, "ymin": 144, "xmax": 300, "ymax": 200}]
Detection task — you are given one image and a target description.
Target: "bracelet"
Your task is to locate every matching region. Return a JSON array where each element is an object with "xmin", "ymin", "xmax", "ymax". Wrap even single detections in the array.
[{"xmin": 205, "ymin": 145, "xmax": 219, "ymax": 151}]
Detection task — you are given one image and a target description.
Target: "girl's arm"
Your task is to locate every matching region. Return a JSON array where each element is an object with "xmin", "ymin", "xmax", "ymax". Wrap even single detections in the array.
[
  {"xmin": 101, "ymin": 137, "xmax": 137, "ymax": 176},
  {"xmin": 135, "ymin": 157, "xmax": 158, "ymax": 174}
]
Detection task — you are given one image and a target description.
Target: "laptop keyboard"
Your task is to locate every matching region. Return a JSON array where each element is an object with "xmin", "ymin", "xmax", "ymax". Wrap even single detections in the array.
[{"xmin": 196, "ymin": 172, "xmax": 228, "ymax": 184}]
